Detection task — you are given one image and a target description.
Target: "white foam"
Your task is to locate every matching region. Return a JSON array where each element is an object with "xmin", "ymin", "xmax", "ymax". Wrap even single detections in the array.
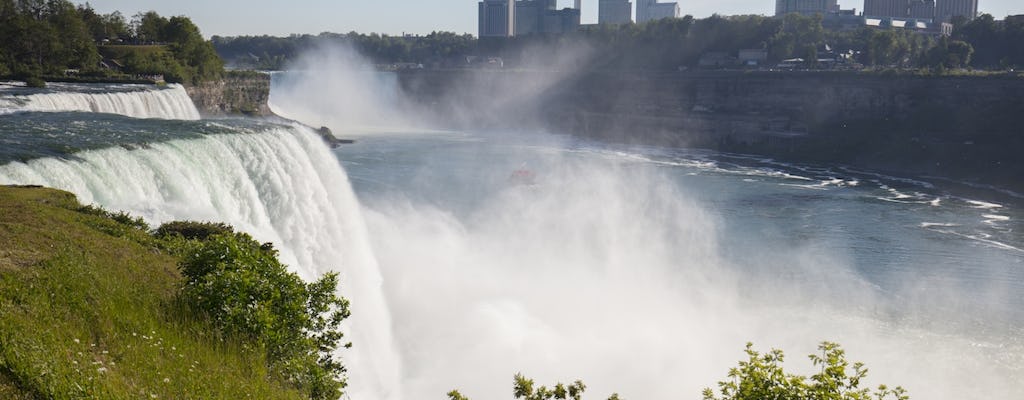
[{"xmin": 0, "ymin": 84, "xmax": 200, "ymax": 120}]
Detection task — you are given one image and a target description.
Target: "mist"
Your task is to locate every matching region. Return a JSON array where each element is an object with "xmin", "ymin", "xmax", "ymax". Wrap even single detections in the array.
[{"xmin": 271, "ymin": 43, "xmax": 1024, "ymax": 400}]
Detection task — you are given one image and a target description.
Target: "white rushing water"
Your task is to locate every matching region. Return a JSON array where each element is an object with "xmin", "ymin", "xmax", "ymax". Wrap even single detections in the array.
[
  {"xmin": 0, "ymin": 126, "xmax": 402, "ymax": 399},
  {"xmin": 0, "ymin": 84, "xmax": 200, "ymax": 120}
]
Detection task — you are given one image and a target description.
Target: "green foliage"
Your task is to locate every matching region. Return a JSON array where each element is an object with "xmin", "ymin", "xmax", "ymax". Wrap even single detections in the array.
[
  {"xmin": 450, "ymin": 374, "xmax": 611, "ymax": 400},
  {"xmin": 0, "ymin": 186, "xmax": 309, "ymax": 399},
  {"xmin": 174, "ymin": 229, "xmax": 351, "ymax": 400},
  {"xmin": 154, "ymin": 220, "xmax": 234, "ymax": 240},
  {"xmin": 76, "ymin": 204, "xmax": 150, "ymax": 231},
  {"xmin": 23, "ymin": 76, "xmax": 45, "ymax": 87},
  {"xmin": 0, "ymin": 4, "xmax": 223, "ymax": 84},
  {"xmin": 926, "ymin": 38, "xmax": 974, "ymax": 69},
  {"xmin": 703, "ymin": 342, "xmax": 909, "ymax": 400}
]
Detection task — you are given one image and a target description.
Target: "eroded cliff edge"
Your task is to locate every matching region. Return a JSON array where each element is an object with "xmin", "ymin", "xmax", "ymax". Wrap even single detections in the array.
[
  {"xmin": 397, "ymin": 70, "xmax": 1024, "ymax": 193},
  {"xmin": 185, "ymin": 71, "xmax": 273, "ymax": 117}
]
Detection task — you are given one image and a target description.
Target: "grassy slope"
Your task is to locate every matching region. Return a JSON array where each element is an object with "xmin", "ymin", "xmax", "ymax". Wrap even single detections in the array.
[{"xmin": 0, "ymin": 186, "xmax": 304, "ymax": 400}]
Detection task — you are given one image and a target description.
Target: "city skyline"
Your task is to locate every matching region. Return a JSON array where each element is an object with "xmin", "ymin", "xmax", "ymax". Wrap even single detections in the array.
[{"xmin": 80, "ymin": 0, "xmax": 1023, "ymax": 38}]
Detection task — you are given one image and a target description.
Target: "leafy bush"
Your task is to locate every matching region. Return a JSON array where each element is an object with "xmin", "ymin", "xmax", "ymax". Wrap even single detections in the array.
[
  {"xmin": 177, "ymin": 231, "xmax": 350, "ymax": 400},
  {"xmin": 23, "ymin": 77, "xmax": 46, "ymax": 88},
  {"xmin": 449, "ymin": 374, "xmax": 619, "ymax": 400},
  {"xmin": 703, "ymin": 342, "xmax": 908, "ymax": 400},
  {"xmin": 75, "ymin": 204, "xmax": 149, "ymax": 231},
  {"xmin": 449, "ymin": 343, "xmax": 905, "ymax": 400},
  {"xmin": 154, "ymin": 220, "xmax": 233, "ymax": 241}
]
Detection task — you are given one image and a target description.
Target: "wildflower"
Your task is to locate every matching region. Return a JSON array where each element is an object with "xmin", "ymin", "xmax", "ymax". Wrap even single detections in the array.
[
  {"xmin": 163, "ymin": 378, "xmax": 171, "ymax": 384},
  {"xmin": 73, "ymin": 338, "xmax": 80, "ymax": 344},
  {"xmin": 97, "ymin": 367, "xmax": 107, "ymax": 374}
]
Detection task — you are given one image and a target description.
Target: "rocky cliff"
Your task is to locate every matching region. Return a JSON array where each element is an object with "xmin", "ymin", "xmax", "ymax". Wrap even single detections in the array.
[
  {"xmin": 396, "ymin": 70, "xmax": 1024, "ymax": 193},
  {"xmin": 185, "ymin": 71, "xmax": 273, "ymax": 116}
]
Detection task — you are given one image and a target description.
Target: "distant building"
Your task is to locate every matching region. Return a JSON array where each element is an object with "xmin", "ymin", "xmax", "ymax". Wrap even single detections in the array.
[
  {"xmin": 863, "ymin": 0, "xmax": 909, "ymax": 18},
  {"xmin": 774, "ymin": 0, "xmax": 839, "ymax": 16},
  {"xmin": 935, "ymin": 0, "xmax": 978, "ymax": 22},
  {"xmin": 823, "ymin": 9, "xmax": 866, "ymax": 30},
  {"xmin": 516, "ymin": 0, "xmax": 581, "ymax": 35},
  {"xmin": 636, "ymin": 0, "xmax": 680, "ymax": 24},
  {"xmin": 479, "ymin": 0, "xmax": 516, "ymax": 37},
  {"xmin": 599, "ymin": 0, "xmax": 632, "ymax": 24},
  {"xmin": 908, "ymin": 0, "xmax": 936, "ymax": 20},
  {"xmin": 515, "ymin": 0, "xmax": 556, "ymax": 35}
]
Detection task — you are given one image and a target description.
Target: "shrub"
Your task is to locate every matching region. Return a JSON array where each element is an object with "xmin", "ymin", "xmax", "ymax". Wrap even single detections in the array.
[
  {"xmin": 75, "ymin": 204, "xmax": 149, "ymax": 231},
  {"xmin": 24, "ymin": 77, "xmax": 46, "ymax": 88},
  {"xmin": 154, "ymin": 220, "xmax": 233, "ymax": 241},
  {"xmin": 703, "ymin": 342, "xmax": 909, "ymax": 400},
  {"xmin": 177, "ymin": 231, "xmax": 350, "ymax": 400}
]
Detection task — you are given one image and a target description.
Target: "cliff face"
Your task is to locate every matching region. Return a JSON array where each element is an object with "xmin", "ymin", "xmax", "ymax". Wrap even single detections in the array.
[
  {"xmin": 185, "ymin": 72, "xmax": 273, "ymax": 116},
  {"xmin": 396, "ymin": 70, "xmax": 1024, "ymax": 192}
]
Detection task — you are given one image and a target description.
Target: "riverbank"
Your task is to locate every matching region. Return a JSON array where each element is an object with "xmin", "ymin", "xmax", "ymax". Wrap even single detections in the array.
[{"xmin": 394, "ymin": 70, "xmax": 1024, "ymax": 193}]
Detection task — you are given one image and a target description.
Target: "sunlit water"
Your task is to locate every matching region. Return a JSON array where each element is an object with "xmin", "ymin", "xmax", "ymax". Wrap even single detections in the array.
[
  {"xmin": 337, "ymin": 130, "xmax": 1024, "ymax": 400},
  {"xmin": 0, "ymin": 82, "xmax": 1021, "ymax": 399}
]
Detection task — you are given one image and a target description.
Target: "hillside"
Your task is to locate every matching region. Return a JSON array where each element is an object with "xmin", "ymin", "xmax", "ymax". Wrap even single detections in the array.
[{"xmin": 0, "ymin": 186, "xmax": 306, "ymax": 399}]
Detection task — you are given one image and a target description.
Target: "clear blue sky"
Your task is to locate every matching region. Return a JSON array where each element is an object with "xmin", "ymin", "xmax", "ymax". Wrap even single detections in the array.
[{"xmin": 79, "ymin": 0, "xmax": 1023, "ymax": 38}]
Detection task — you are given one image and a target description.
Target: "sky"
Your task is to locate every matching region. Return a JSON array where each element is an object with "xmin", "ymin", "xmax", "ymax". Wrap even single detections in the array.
[{"xmin": 80, "ymin": 0, "xmax": 1024, "ymax": 38}]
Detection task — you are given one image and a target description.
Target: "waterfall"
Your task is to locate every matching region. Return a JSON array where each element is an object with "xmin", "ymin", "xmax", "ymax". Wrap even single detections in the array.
[
  {"xmin": 0, "ymin": 126, "xmax": 402, "ymax": 399},
  {"xmin": 0, "ymin": 84, "xmax": 201, "ymax": 120}
]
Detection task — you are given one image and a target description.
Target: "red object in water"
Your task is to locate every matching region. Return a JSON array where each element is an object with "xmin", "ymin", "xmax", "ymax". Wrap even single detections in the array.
[{"xmin": 509, "ymin": 169, "xmax": 536, "ymax": 185}]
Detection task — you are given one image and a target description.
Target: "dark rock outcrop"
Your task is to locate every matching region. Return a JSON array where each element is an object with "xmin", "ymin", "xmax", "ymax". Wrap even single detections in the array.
[{"xmin": 186, "ymin": 72, "xmax": 273, "ymax": 116}]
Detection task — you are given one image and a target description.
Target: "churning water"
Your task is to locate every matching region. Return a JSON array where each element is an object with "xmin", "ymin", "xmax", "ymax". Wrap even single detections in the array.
[{"xmin": 0, "ymin": 77, "xmax": 1021, "ymax": 400}]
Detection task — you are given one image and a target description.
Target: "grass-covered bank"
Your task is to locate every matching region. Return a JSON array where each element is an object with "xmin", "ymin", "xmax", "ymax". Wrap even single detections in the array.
[{"xmin": 0, "ymin": 186, "xmax": 345, "ymax": 399}]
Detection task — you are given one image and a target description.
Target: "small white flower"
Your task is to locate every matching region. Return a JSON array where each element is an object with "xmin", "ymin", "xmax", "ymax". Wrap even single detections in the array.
[
  {"xmin": 163, "ymin": 378, "xmax": 170, "ymax": 384},
  {"xmin": 96, "ymin": 367, "xmax": 107, "ymax": 374},
  {"xmin": 73, "ymin": 338, "xmax": 80, "ymax": 344}
]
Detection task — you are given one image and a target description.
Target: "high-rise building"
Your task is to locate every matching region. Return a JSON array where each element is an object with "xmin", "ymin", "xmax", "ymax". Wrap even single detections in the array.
[
  {"xmin": 636, "ymin": 0, "xmax": 680, "ymax": 24},
  {"xmin": 515, "ymin": 0, "xmax": 556, "ymax": 35},
  {"xmin": 514, "ymin": 0, "xmax": 581, "ymax": 36},
  {"xmin": 864, "ymin": 0, "xmax": 909, "ymax": 18},
  {"xmin": 936, "ymin": 0, "xmax": 978, "ymax": 22},
  {"xmin": 599, "ymin": 0, "xmax": 632, "ymax": 24},
  {"xmin": 774, "ymin": 0, "xmax": 839, "ymax": 16},
  {"xmin": 479, "ymin": 0, "xmax": 516, "ymax": 37},
  {"xmin": 908, "ymin": 0, "xmax": 936, "ymax": 20},
  {"xmin": 864, "ymin": 0, "xmax": 949, "ymax": 21}
]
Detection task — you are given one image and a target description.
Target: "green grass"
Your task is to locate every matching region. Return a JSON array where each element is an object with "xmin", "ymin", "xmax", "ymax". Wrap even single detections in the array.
[{"xmin": 0, "ymin": 186, "xmax": 305, "ymax": 399}]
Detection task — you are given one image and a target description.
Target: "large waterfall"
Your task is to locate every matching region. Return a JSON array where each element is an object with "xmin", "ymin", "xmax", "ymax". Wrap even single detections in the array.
[
  {"xmin": 0, "ymin": 125, "xmax": 402, "ymax": 400},
  {"xmin": 0, "ymin": 83, "xmax": 200, "ymax": 120}
]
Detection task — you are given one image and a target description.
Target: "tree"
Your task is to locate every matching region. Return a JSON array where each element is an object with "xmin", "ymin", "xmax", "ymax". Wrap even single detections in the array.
[
  {"xmin": 703, "ymin": 342, "xmax": 909, "ymax": 400},
  {"xmin": 132, "ymin": 10, "xmax": 167, "ymax": 43}
]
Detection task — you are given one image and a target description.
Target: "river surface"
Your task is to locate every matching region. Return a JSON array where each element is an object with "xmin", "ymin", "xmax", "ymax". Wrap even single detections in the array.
[{"xmin": 0, "ymin": 81, "xmax": 1022, "ymax": 399}]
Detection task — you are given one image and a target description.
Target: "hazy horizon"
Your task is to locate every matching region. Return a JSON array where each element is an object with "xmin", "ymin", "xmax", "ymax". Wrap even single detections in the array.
[{"xmin": 78, "ymin": 0, "xmax": 1023, "ymax": 38}]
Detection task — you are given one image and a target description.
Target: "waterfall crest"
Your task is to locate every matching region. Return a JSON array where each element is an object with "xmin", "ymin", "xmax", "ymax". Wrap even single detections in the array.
[
  {"xmin": 0, "ymin": 126, "xmax": 402, "ymax": 399},
  {"xmin": 0, "ymin": 84, "xmax": 201, "ymax": 120}
]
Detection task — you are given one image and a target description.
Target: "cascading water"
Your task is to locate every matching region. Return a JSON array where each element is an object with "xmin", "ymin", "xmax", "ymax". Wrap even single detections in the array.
[
  {"xmin": 2, "ymin": 64, "xmax": 1022, "ymax": 400},
  {"xmin": 0, "ymin": 124, "xmax": 403, "ymax": 400},
  {"xmin": 0, "ymin": 83, "xmax": 200, "ymax": 120}
]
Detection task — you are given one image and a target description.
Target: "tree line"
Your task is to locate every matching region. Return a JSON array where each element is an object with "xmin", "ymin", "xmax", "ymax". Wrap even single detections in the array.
[
  {"xmin": 213, "ymin": 13, "xmax": 1023, "ymax": 72},
  {"xmin": 0, "ymin": 0, "xmax": 223, "ymax": 84}
]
